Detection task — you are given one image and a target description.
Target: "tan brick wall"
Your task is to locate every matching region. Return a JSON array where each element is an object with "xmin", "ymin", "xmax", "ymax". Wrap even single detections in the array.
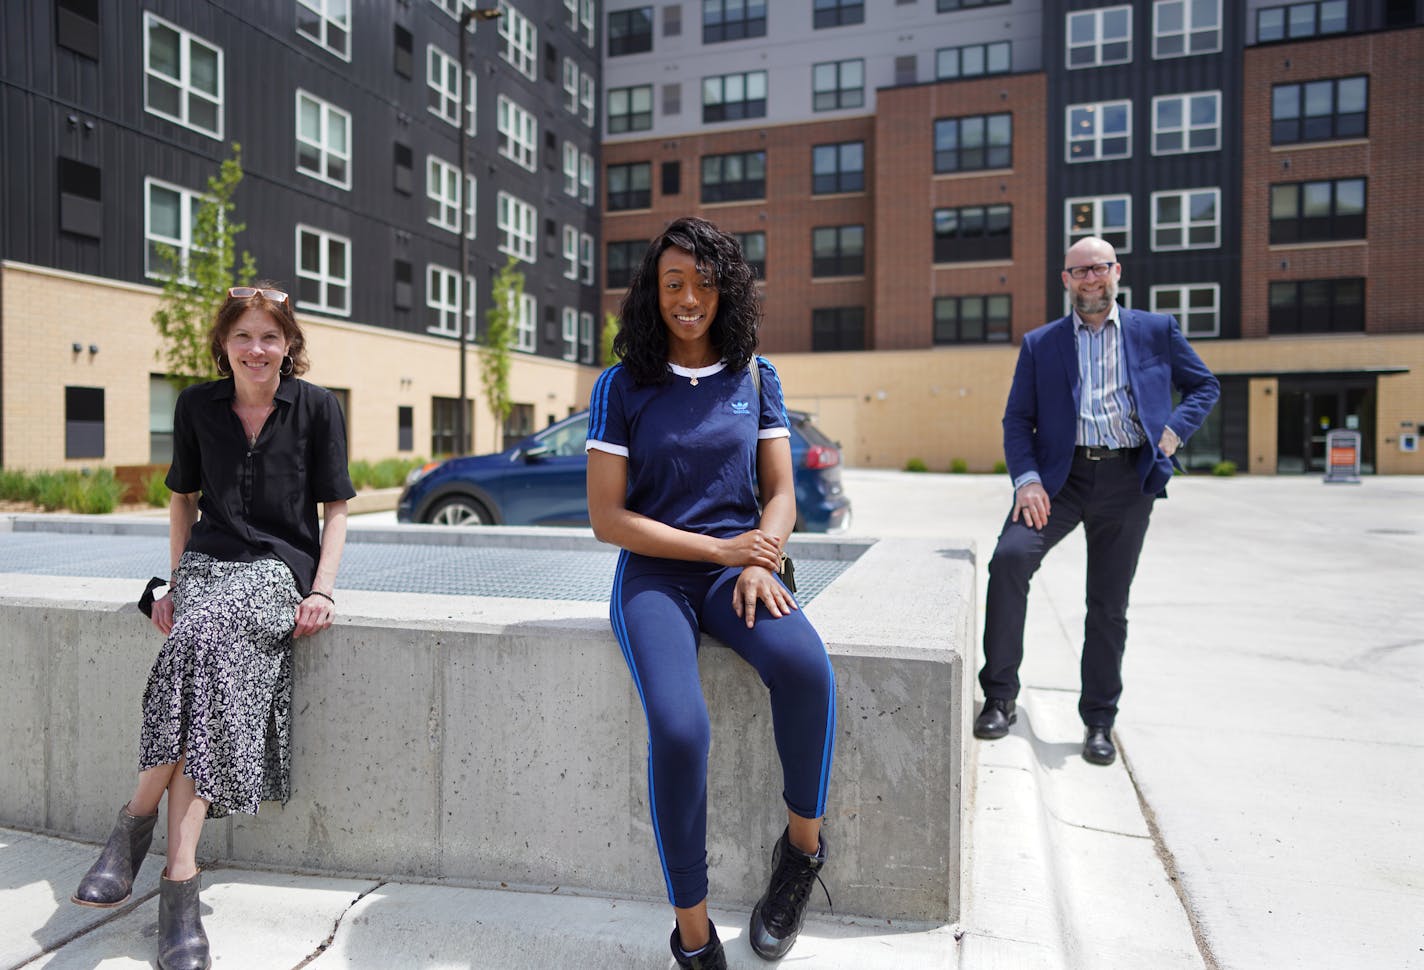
[
  {"xmin": 1242, "ymin": 28, "xmax": 1424, "ymax": 339},
  {"xmin": 1, "ymin": 264, "xmax": 598, "ymax": 471}
]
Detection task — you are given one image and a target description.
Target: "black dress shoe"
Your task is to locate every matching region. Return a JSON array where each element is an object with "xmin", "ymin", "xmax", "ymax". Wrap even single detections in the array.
[
  {"xmin": 973, "ymin": 698, "xmax": 1016, "ymax": 740},
  {"xmin": 1083, "ymin": 726, "xmax": 1116, "ymax": 765}
]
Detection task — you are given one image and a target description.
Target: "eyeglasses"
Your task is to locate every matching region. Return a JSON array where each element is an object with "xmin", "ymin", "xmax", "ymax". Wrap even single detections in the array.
[
  {"xmin": 228, "ymin": 287, "xmax": 289, "ymax": 304},
  {"xmin": 1064, "ymin": 262, "xmax": 1117, "ymax": 280}
]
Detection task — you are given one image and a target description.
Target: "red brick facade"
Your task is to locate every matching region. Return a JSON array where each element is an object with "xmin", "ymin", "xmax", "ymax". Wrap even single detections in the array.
[{"xmin": 1241, "ymin": 27, "xmax": 1424, "ymax": 339}]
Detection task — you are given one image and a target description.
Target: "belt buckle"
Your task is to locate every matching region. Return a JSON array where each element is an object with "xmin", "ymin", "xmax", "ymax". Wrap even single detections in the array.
[{"xmin": 1083, "ymin": 445, "xmax": 1107, "ymax": 461}]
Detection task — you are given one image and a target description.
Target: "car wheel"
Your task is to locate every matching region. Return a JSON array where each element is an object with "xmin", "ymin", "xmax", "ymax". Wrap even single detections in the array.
[{"xmin": 426, "ymin": 495, "xmax": 492, "ymax": 526}]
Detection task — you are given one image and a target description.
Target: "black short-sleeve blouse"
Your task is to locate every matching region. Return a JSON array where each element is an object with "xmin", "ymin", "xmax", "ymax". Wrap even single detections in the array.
[{"xmin": 165, "ymin": 377, "xmax": 356, "ymax": 596}]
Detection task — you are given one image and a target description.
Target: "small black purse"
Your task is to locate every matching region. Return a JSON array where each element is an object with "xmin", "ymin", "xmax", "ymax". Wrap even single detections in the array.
[
  {"xmin": 137, "ymin": 576, "xmax": 168, "ymax": 618},
  {"xmin": 749, "ymin": 360, "xmax": 796, "ymax": 594}
]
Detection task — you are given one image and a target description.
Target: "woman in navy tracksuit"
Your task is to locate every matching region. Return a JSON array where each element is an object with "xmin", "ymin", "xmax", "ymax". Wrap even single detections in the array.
[{"xmin": 586, "ymin": 217, "xmax": 836, "ymax": 969}]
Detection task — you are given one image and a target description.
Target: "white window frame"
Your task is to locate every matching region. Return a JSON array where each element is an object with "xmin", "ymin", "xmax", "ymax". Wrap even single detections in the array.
[
  {"xmin": 580, "ymin": 0, "xmax": 596, "ymax": 45},
  {"xmin": 1153, "ymin": 0, "xmax": 1222, "ymax": 59},
  {"xmin": 296, "ymin": 0, "xmax": 351, "ymax": 60},
  {"xmin": 144, "ymin": 177, "xmax": 208, "ymax": 281},
  {"xmin": 563, "ymin": 58, "xmax": 580, "ymax": 114},
  {"xmin": 562, "ymin": 142, "xmax": 580, "ymax": 196},
  {"xmin": 580, "ymin": 153, "xmax": 595, "ymax": 205},
  {"xmin": 562, "ymin": 225, "xmax": 580, "ymax": 279},
  {"xmin": 561, "ymin": 306, "xmax": 579, "ymax": 360},
  {"xmin": 497, "ymin": 191, "xmax": 537, "ymax": 264},
  {"xmin": 498, "ymin": 2, "xmax": 538, "ymax": 80},
  {"xmin": 427, "ymin": 155, "xmax": 475, "ymax": 237},
  {"xmin": 295, "ymin": 224, "xmax": 352, "ymax": 316},
  {"xmin": 579, "ymin": 233, "xmax": 595, "ymax": 285},
  {"xmin": 1065, "ymin": 194, "xmax": 1132, "ymax": 253},
  {"xmin": 579, "ymin": 311, "xmax": 595, "ymax": 363},
  {"xmin": 427, "ymin": 44, "xmax": 460, "ymax": 127},
  {"xmin": 497, "ymin": 95, "xmax": 538, "ymax": 172},
  {"xmin": 1151, "ymin": 187, "xmax": 1220, "ymax": 251},
  {"xmin": 564, "ymin": 0, "xmax": 579, "ymax": 30},
  {"xmin": 295, "ymin": 89, "xmax": 351, "ymax": 189},
  {"xmin": 426, "ymin": 264, "xmax": 476, "ymax": 338},
  {"xmin": 1066, "ymin": 99, "xmax": 1132, "ymax": 163},
  {"xmin": 1152, "ymin": 90, "xmax": 1221, "ymax": 155},
  {"xmin": 580, "ymin": 74, "xmax": 596, "ymax": 126},
  {"xmin": 1066, "ymin": 5, "xmax": 1133, "ymax": 69},
  {"xmin": 143, "ymin": 12, "xmax": 224, "ymax": 138},
  {"xmin": 1150, "ymin": 283, "xmax": 1219, "ymax": 338},
  {"xmin": 513, "ymin": 291, "xmax": 537, "ymax": 352}
]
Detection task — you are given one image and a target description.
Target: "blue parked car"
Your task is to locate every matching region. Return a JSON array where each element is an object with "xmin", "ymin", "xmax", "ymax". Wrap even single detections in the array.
[{"xmin": 397, "ymin": 408, "xmax": 851, "ymax": 533}]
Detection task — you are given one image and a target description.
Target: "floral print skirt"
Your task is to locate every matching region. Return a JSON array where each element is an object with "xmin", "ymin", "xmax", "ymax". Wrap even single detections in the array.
[{"xmin": 139, "ymin": 552, "xmax": 302, "ymax": 819}]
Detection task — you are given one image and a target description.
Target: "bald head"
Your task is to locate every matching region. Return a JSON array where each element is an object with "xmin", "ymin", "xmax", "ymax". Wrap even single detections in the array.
[
  {"xmin": 1061, "ymin": 236, "xmax": 1121, "ymax": 325},
  {"xmin": 1064, "ymin": 236, "xmax": 1117, "ymax": 270}
]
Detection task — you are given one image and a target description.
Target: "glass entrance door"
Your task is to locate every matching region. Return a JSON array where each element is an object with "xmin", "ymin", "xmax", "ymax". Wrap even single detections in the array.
[{"xmin": 1276, "ymin": 378, "xmax": 1376, "ymax": 474}]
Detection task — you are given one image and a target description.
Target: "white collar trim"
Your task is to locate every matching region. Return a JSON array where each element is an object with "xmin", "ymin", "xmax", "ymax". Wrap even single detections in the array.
[{"xmin": 668, "ymin": 360, "xmax": 727, "ymax": 379}]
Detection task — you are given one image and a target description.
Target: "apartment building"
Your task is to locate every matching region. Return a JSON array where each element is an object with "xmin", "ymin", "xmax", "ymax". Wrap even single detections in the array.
[{"xmin": 1, "ymin": 0, "xmax": 604, "ymax": 469}]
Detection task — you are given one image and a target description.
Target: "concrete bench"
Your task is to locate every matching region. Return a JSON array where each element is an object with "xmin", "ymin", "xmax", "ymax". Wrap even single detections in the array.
[{"xmin": 0, "ymin": 522, "xmax": 974, "ymax": 923}]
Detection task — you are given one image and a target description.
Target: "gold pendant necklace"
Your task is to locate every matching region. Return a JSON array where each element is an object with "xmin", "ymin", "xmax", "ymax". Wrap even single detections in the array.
[{"xmin": 689, "ymin": 376, "xmax": 699, "ymax": 386}]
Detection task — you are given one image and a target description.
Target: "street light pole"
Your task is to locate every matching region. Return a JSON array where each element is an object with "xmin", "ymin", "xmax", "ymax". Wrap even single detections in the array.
[{"xmin": 457, "ymin": 5, "xmax": 502, "ymax": 456}]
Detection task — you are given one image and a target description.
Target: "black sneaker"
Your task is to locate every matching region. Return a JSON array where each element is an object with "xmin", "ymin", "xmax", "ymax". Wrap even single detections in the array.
[
  {"xmin": 748, "ymin": 827, "xmax": 830, "ymax": 960},
  {"xmin": 670, "ymin": 920, "xmax": 728, "ymax": 970}
]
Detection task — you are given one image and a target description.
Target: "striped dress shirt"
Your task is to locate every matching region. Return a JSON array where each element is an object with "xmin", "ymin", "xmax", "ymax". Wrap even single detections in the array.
[{"xmin": 1073, "ymin": 306, "xmax": 1146, "ymax": 449}]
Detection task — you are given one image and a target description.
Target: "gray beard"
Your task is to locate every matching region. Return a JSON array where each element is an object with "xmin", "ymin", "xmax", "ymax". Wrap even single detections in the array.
[{"xmin": 1073, "ymin": 288, "xmax": 1115, "ymax": 315}]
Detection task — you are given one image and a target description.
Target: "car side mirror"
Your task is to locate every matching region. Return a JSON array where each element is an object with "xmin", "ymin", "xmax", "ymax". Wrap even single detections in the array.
[{"xmin": 521, "ymin": 444, "xmax": 552, "ymax": 462}]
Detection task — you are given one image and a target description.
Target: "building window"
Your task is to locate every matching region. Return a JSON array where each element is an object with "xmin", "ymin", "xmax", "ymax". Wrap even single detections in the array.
[
  {"xmin": 812, "ymin": 308, "xmax": 866, "ymax": 352},
  {"xmin": 1066, "ymin": 5, "xmax": 1132, "ymax": 69},
  {"xmin": 426, "ymin": 155, "xmax": 474, "ymax": 237},
  {"xmin": 934, "ymin": 204, "xmax": 1012, "ymax": 262},
  {"xmin": 427, "ymin": 45, "xmax": 472, "ymax": 130},
  {"xmin": 147, "ymin": 179, "xmax": 207, "ymax": 280},
  {"xmin": 1272, "ymin": 76, "xmax": 1368, "ymax": 144},
  {"xmin": 579, "ymin": 311, "xmax": 596, "ymax": 363},
  {"xmin": 296, "ymin": 225, "xmax": 351, "ymax": 315},
  {"xmin": 562, "ymin": 57, "xmax": 580, "ymax": 113},
  {"xmin": 295, "ymin": 90, "xmax": 351, "ymax": 188},
  {"xmin": 609, "ymin": 6, "xmax": 653, "ymax": 54},
  {"xmin": 508, "ymin": 291, "xmax": 537, "ymax": 352},
  {"xmin": 498, "ymin": 1, "xmax": 538, "ymax": 80},
  {"xmin": 1154, "ymin": 0, "xmax": 1221, "ymax": 58},
  {"xmin": 703, "ymin": 70, "xmax": 768, "ymax": 122},
  {"xmin": 579, "ymin": 233, "xmax": 595, "ymax": 284},
  {"xmin": 395, "ymin": 258, "xmax": 413, "ymax": 310},
  {"xmin": 812, "ymin": 225, "xmax": 865, "ymax": 278},
  {"xmin": 394, "ymin": 141, "xmax": 414, "ymax": 194},
  {"xmin": 812, "ymin": 60, "xmax": 863, "ymax": 112},
  {"xmin": 663, "ymin": 81, "xmax": 682, "ymax": 115},
  {"xmin": 431, "ymin": 396, "xmax": 472, "ymax": 455},
  {"xmin": 735, "ymin": 231, "xmax": 766, "ymax": 279},
  {"xmin": 426, "ymin": 264, "xmax": 475, "ymax": 337},
  {"xmin": 1256, "ymin": 1, "xmax": 1347, "ymax": 42},
  {"xmin": 608, "ymin": 84, "xmax": 653, "ymax": 133},
  {"xmin": 297, "ymin": 0, "xmax": 349, "ymax": 60},
  {"xmin": 1268, "ymin": 278, "xmax": 1363, "ymax": 333},
  {"xmin": 398, "ymin": 405, "xmax": 414, "ymax": 452},
  {"xmin": 562, "ymin": 225, "xmax": 580, "ymax": 280},
  {"xmin": 497, "ymin": 96, "xmax": 538, "ymax": 171},
  {"xmin": 1270, "ymin": 179, "xmax": 1366, "ymax": 244},
  {"xmin": 934, "ymin": 113, "xmax": 1012, "ymax": 173},
  {"xmin": 1152, "ymin": 188, "xmax": 1220, "ymax": 250},
  {"xmin": 1066, "ymin": 195, "xmax": 1131, "ymax": 252},
  {"xmin": 662, "ymin": 160, "xmax": 682, "ymax": 195},
  {"xmin": 394, "ymin": 24, "xmax": 414, "ymax": 78},
  {"xmin": 1151, "ymin": 284, "xmax": 1220, "ymax": 338},
  {"xmin": 580, "ymin": 153, "xmax": 595, "ymax": 205},
  {"xmin": 562, "ymin": 307, "xmax": 580, "ymax": 360},
  {"xmin": 703, "ymin": 0, "xmax": 767, "ymax": 43},
  {"xmin": 150, "ymin": 376, "xmax": 178, "ymax": 462},
  {"xmin": 607, "ymin": 240, "xmax": 644, "ymax": 288},
  {"xmin": 581, "ymin": 0, "xmax": 596, "ymax": 44},
  {"xmin": 496, "ymin": 192, "xmax": 537, "ymax": 264},
  {"xmin": 814, "ymin": 0, "xmax": 863, "ymax": 29},
  {"xmin": 812, "ymin": 141, "xmax": 865, "ymax": 195},
  {"xmin": 1066, "ymin": 100, "xmax": 1131, "ymax": 163},
  {"xmin": 608, "ymin": 162, "xmax": 652, "ymax": 210},
  {"xmin": 1152, "ymin": 91, "xmax": 1221, "ymax": 154},
  {"xmin": 664, "ymin": 3, "xmax": 682, "ymax": 35},
  {"xmin": 563, "ymin": 142, "xmax": 581, "ymax": 196},
  {"xmin": 937, "ymin": 0, "xmax": 1009, "ymax": 9},
  {"xmin": 701, "ymin": 151, "xmax": 766, "ymax": 203},
  {"xmin": 936, "ymin": 40, "xmax": 1011, "ymax": 79},
  {"xmin": 934, "ymin": 295, "xmax": 1011, "ymax": 344},
  {"xmin": 143, "ymin": 12, "xmax": 222, "ymax": 137},
  {"xmin": 65, "ymin": 386, "xmax": 105, "ymax": 459}
]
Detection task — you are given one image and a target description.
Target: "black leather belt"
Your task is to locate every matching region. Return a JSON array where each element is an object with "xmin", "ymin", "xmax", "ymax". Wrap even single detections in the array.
[{"xmin": 1075, "ymin": 445, "xmax": 1139, "ymax": 461}]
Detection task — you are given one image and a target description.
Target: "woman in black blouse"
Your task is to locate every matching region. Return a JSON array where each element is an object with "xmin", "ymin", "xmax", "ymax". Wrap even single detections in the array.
[{"xmin": 71, "ymin": 284, "xmax": 354, "ymax": 970}]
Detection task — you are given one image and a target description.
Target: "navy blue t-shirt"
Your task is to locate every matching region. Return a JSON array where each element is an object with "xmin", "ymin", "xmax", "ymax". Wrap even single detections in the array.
[{"xmin": 585, "ymin": 357, "xmax": 790, "ymax": 539}]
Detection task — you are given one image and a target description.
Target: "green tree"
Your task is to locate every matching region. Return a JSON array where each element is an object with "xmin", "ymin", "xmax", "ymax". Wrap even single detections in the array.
[
  {"xmin": 151, "ymin": 144, "xmax": 257, "ymax": 388},
  {"xmin": 482, "ymin": 256, "xmax": 524, "ymax": 447},
  {"xmin": 600, "ymin": 310, "xmax": 620, "ymax": 366}
]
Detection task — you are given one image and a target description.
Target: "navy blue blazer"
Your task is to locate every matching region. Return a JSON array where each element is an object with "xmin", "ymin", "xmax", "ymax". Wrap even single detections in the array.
[{"xmin": 1003, "ymin": 309, "xmax": 1221, "ymax": 498}]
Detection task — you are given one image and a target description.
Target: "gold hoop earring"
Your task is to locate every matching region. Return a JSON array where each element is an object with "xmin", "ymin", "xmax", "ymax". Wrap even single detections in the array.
[
  {"xmin": 280, "ymin": 355, "xmax": 294, "ymax": 377},
  {"xmin": 217, "ymin": 354, "xmax": 232, "ymax": 376}
]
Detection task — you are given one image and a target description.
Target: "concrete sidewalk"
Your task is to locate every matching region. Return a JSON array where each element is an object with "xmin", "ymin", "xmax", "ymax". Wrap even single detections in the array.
[{"xmin": 4, "ymin": 471, "xmax": 1422, "ymax": 969}]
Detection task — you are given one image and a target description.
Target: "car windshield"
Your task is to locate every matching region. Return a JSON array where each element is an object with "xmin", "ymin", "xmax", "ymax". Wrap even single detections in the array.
[
  {"xmin": 790, "ymin": 413, "xmax": 837, "ymax": 448},
  {"xmin": 536, "ymin": 415, "xmax": 589, "ymax": 457}
]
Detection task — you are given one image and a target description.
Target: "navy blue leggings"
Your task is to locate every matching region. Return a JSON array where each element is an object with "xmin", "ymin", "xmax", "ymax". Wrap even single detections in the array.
[{"xmin": 610, "ymin": 551, "xmax": 837, "ymax": 908}]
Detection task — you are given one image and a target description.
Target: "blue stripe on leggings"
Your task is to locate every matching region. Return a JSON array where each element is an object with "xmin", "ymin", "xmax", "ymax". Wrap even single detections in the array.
[
  {"xmin": 815, "ymin": 648, "xmax": 837, "ymax": 817},
  {"xmin": 609, "ymin": 550, "xmax": 676, "ymax": 904}
]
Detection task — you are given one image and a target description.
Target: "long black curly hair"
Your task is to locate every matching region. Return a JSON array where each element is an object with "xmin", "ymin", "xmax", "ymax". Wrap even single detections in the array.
[{"xmin": 612, "ymin": 216, "xmax": 761, "ymax": 386}]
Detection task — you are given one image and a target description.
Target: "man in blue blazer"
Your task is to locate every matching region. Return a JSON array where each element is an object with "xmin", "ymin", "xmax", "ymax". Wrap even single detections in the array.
[{"xmin": 974, "ymin": 236, "xmax": 1220, "ymax": 765}]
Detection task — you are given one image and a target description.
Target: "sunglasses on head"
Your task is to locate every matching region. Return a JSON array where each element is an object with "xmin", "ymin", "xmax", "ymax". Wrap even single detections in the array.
[{"xmin": 228, "ymin": 286, "xmax": 290, "ymax": 304}]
